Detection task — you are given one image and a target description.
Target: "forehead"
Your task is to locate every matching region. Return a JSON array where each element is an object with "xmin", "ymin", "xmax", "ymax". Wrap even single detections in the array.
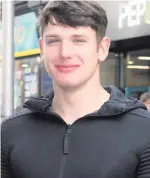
[{"xmin": 43, "ymin": 23, "xmax": 96, "ymax": 38}]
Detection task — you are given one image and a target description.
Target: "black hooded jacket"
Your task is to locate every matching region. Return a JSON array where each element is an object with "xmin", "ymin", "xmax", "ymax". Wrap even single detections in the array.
[{"xmin": 1, "ymin": 86, "xmax": 150, "ymax": 178}]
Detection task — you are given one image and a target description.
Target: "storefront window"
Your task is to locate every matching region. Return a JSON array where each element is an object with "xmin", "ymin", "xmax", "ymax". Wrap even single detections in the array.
[
  {"xmin": 14, "ymin": 57, "xmax": 39, "ymax": 111},
  {"xmin": 126, "ymin": 49, "xmax": 150, "ymax": 87}
]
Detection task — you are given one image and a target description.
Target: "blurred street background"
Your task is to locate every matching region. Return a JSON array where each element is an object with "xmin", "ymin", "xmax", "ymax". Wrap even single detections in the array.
[{"xmin": 0, "ymin": 0, "xmax": 150, "ymax": 120}]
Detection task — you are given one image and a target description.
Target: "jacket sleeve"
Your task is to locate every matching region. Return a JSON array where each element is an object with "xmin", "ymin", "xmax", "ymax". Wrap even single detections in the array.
[
  {"xmin": 1, "ymin": 148, "xmax": 14, "ymax": 178},
  {"xmin": 136, "ymin": 142, "xmax": 150, "ymax": 178},
  {"xmin": 1, "ymin": 120, "xmax": 14, "ymax": 178}
]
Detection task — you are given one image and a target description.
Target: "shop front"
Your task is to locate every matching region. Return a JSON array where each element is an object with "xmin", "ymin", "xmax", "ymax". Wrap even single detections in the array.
[
  {"xmin": 101, "ymin": 0, "xmax": 150, "ymax": 97},
  {"xmin": 12, "ymin": 12, "xmax": 40, "ymax": 110}
]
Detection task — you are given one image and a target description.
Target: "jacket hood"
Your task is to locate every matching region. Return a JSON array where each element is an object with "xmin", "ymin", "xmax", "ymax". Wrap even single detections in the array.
[{"xmin": 24, "ymin": 86, "xmax": 147, "ymax": 117}]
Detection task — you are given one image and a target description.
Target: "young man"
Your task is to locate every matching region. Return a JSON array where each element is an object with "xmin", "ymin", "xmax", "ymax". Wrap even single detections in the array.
[{"xmin": 1, "ymin": 1, "xmax": 150, "ymax": 178}]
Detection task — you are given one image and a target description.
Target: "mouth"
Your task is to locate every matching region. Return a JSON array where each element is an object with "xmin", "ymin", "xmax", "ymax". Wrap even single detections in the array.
[{"xmin": 55, "ymin": 64, "xmax": 80, "ymax": 73}]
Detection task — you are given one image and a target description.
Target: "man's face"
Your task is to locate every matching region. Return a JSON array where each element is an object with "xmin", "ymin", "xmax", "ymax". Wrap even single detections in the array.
[
  {"xmin": 144, "ymin": 99, "xmax": 150, "ymax": 112},
  {"xmin": 40, "ymin": 22, "xmax": 110, "ymax": 90}
]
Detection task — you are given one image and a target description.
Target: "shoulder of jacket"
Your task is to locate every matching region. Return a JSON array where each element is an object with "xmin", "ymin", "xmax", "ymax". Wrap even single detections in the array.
[
  {"xmin": 128, "ymin": 108, "xmax": 150, "ymax": 120},
  {"xmin": 1, "ymin": 108, "xmax": 36, "ymax": 125}
]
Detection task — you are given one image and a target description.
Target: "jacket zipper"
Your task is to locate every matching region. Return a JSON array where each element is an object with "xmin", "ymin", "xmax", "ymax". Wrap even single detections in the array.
[{"xmin": 58, "ymin": 125, "xmax": 71, "ymax": 178}]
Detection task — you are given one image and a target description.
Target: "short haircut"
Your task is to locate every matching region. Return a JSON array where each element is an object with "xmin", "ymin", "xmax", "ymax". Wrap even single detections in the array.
[
  {"xmin": 140, "ymin": 92, "xmax": 150, "ymax": 103},
  {"xmin": 38, "ymin": 1, "xmax": 108, "ymax": 40}
]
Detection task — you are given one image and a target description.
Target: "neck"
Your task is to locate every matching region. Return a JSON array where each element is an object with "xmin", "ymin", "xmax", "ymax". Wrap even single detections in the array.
[{"xmin": 52, "ymin": 70, "xmax": 110, "ymax": 124}]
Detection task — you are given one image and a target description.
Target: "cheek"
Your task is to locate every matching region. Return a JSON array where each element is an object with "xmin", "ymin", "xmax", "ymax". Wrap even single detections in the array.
[
  {"xmin": 85, "ymin": 43, "xmax": 98, "ymax": 58},
  {"xmin": 44, "ymin": 48, "xmax": 59, "ymax": 65},
  {"xmin": 78, "ymin": 45, "xmax": 97, "ymax": 62},
  {"xmin": 43, "ymin": 56, "xmax": 56, "ymax": 76},
  {"xmin": 44, "ymin": 56, "xmax": 57, "ymax": 71}
]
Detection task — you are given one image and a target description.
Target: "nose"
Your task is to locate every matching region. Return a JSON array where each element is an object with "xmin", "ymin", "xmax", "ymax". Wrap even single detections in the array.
[{"xmin": 59, "ymin": 41, "xmax": 74, "ymax": 60}]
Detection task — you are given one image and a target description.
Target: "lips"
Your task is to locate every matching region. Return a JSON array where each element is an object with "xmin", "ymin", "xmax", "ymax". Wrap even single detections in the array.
[{"xmin": 55, "ymin": 64, "xmax": 80, "ymax": 73}]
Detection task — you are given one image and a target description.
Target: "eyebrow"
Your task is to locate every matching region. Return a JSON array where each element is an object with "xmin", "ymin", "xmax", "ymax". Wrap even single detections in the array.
[
  {"xmin": 45, "ymin": 35, "xmax": 59, "ymax": 38},
  {"xmin": 72, "ymin": 34, "xmax": 87, "ymax": 38},
  {"xmin": 45, "ymin": 34, "xmax": 87, "ymax": 38}
]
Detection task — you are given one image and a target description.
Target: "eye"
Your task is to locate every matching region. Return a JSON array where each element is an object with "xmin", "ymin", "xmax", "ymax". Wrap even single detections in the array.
[
  {"xmin": 73, "ymin": 39, "xmax": 86, "ymax": 43},
  {"xmin": 47, "ymin": 39, "xmax": 60, "ymax": 44}
]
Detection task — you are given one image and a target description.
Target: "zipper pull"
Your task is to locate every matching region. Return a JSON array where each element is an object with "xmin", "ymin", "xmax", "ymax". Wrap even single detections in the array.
[{"xmin": 64, "ymin": 125, "xmax": 71, "ymax": 154}]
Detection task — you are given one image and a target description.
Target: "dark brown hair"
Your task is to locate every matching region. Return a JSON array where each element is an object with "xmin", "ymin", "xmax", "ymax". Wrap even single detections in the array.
[{"xmin": 38, "ymin": 1, "xmax": 108, "ymax": 40}]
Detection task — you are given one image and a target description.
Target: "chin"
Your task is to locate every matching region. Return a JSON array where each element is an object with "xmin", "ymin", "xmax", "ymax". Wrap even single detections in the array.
[
  {"xmin": 58, "ymin": 82, "xmax": 79, "ymax": 89},
  {"xmin": 55, "ymin": 79, "xmax": 82, "ymax": 90}
]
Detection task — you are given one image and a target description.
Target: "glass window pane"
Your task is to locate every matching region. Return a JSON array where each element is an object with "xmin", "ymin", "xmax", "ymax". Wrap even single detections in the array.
[{"xmin": 126, "ymin": 49, "xmax": 150, "ymax": 87}]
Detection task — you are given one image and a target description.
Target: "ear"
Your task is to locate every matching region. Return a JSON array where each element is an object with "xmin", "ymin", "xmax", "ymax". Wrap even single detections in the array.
[
  {"xmin": 97, "ymin": 37, "xmax": 110, "ymax": 62},
  {"xmin": 39, "ymin": 37, "xmax": 44, "ymax": 63}
]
